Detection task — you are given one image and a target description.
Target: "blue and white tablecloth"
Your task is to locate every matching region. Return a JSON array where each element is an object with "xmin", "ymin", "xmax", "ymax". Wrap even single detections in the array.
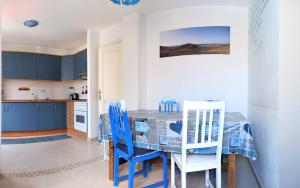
[{"xmin": 98, "ymin": 110, "xmax": 257, "ymax": 160}]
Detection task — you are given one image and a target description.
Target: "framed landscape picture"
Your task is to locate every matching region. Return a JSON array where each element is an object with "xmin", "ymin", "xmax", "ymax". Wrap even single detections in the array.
[{"xmin": 160, "ymin": 26, "xmax": 230, "ymax": 58}]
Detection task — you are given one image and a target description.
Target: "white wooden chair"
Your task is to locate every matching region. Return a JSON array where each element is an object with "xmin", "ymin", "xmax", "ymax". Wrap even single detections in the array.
[{"xmin": 171, "ymin": 100, "xmax": 225, "ymax": 188}]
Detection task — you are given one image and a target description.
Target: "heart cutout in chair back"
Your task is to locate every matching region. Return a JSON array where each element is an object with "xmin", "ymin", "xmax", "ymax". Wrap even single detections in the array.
[{"xmin": 169, "ymin": 120, "xmax": 182, "ymax": 135}]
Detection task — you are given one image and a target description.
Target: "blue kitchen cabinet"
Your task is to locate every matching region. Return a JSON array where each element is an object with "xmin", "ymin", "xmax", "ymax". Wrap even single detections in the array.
[
  {"xmin": 2, "ymin": 52, "xmax": 6, "ymax": 78},
  {"xmin": 2, "ymin": 103, "xmax": 38, "ymax": 131},
  {"xmin": 2, "ymin": 103, "xmax": 21, "ymax": 131},
  {"xmin": 80, "ymin": 50, "xmax": 87, "ymax": 75},
  {"xmin": 2, "ymin": 104, "xmax": 7, "ymax": 131},
  {"xmin": 37, "ymin": 103, "xmax": 54, "ymax": 130},
  {"xmin": 53, "ymin": 102, "xmax": 66, "ymax": 129},
  {"xmin": 23, "ymin": 53, "xmax": 37, "ymax": 79},
  {"xmin": 61, "ymin": 55, "xmax": 74, "ymax": 80},
  {"xmin": 74, "ymin": 52, "xmax": 81, "ymax": 80},
  {"xmin": 3, "ymin": 52, "xmax": 23, "ymax": 79},
  {"xmin": 49, "ymin": 55, "xmax": 61, "ymax": 80},
  {"xmin": 74, "ymin": 49, "xmax": 87, "ymax": 80},
  {"xmin": 36, "ymin": 54, "xmax": 52, "ymax": 80},
  {"xmin": 20, "ymin": 103, "xmax": 39, "ymax": 131}
]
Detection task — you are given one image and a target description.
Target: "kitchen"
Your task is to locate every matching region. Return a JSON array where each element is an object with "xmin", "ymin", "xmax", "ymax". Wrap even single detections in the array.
[{"xmin": 2, "ymin": 47, "xmax": 89, "ymax": 138}]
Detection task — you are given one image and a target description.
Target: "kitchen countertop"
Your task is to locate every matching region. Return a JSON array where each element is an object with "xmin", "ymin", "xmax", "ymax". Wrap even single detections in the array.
[{"xmin": 2, "ymin": 99, "xmax": 87, "ymax": 103}]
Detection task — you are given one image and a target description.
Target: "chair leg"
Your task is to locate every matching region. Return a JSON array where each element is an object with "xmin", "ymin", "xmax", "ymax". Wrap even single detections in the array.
[
  {"xmin": 181, "ymin": 169, "xmax": 186, "ymax": 188},
  {"xmin": 162, "ymin": 153, "xmax": 168, "ymax": 188},
  {"xmin": 148, "ymin": 162, "xmax": 152, "ymax": 172},
  {"xmin": 113, "ymin": 151, "xmax": 119, "ymax": 186},
  {"xmin": 143, "ymin": 161, "xmax": 148, "ymax": 177},
  {"xmin": 205, "ymin": 170, "xmax": 209, "ymax": 187},
  {"xmin": 171, "ymin": 154, "xmax": 175, "ymax": 187},
  {"xmin": 216, "ymin": 166, "xmax": 221, "ymax": 188},
  {"xmin": 128, "ymin": 161, "xmax": 135, "ymax": 188}
]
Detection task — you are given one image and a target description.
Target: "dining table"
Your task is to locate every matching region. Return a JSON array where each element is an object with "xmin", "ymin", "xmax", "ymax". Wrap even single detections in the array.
[{"xmin": 98, "ymin": 110, "xmax": 257, "ymax": 188}]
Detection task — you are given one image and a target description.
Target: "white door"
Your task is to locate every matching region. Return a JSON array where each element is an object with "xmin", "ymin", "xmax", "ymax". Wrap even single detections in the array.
[{"xmin": 98, "ymin": 43, "xmax": 121, "ymax": 115}]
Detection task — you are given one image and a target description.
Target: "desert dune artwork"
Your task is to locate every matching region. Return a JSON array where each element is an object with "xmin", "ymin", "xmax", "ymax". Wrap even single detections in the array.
[{"xmin": 160, "ymin": 26, "xmax": 230, "ymax": 58}]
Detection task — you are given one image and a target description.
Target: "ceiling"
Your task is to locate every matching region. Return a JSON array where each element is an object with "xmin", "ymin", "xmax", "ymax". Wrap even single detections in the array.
[{"xmin": 2, "ymin": 0, "xmax": 249, "ymax": 51}]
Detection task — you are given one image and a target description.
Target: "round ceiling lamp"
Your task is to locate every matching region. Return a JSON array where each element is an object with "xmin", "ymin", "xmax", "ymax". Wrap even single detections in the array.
[
  {"xmin": 24, "ymin": 20, "xmax": 39, "ymax": 27},
  {"xmin": 111, "ymin": 0, "xmax": 140, "ymax": 6}
]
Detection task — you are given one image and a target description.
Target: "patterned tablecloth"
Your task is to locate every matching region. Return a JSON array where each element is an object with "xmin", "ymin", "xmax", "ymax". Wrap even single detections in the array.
[{"xmin": 98, "ymin": 110, "xmax": 257, "ymax": 160}]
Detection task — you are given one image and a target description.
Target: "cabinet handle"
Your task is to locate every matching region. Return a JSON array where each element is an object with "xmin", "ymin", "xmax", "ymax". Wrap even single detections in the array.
[
  {"xmin": 6, "ymin": 105, "xmax": 9, "ymax": 112},
  {"xmin": 36, "ymin": 104, "xmax": 39, "ymax": 111},
  {"xmin": 3, "ymin": 105, "xmax": 6, "ymax": 112}
]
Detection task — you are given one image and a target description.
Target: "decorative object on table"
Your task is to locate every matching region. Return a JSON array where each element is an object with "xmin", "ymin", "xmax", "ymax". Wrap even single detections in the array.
[
  {"xmin": 108, "ymin": 101, "xmax": 168, "ymax": 188},
  {"xmin": 170, "ymin": 100, "xmax": 225, "ymax": 188},
  {"xmin": 160, "ymin": 26, "xmax": 230, "ymax": 58},
  {"xmin": 159, "ymin": 99, "xmax": 179, "ymax": 112},
  {"xmin": 18, "ymin": 87, "xmax": 30, "ymax": 91},
  {"xmin": 110, "ymin": 0, "xmax": 140, "ymax": 6}
]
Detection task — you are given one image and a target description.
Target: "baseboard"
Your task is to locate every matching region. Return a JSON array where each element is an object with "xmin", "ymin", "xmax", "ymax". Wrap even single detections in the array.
[
  {"xmin": 248, "ymin": 159, "xmax": 263, "ymax": 188},
  {"xmin": 66, "ymin": 128, "xmax": 87, "ymax": 140}
]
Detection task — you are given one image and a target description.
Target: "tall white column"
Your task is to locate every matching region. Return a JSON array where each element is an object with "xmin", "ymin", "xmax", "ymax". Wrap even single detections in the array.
[{"xmin": 87, "ymin": 28, "xmax": 99, "ymax": 139}]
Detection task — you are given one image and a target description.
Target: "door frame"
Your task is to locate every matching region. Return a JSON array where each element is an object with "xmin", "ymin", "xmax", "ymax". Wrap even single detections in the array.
[{"xmin": 98, "ymin": 42, "xmax": 122, "ymax": 115}]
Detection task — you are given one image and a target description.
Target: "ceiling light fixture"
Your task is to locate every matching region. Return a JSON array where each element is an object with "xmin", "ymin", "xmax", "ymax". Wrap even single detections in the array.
[
  {"xmin": 111, "ymin": 0, "xmax": 140, "ymax": 6},
  {"xmin": 24, "ymin": 20, "xmax": 39, "ymax": 27}
]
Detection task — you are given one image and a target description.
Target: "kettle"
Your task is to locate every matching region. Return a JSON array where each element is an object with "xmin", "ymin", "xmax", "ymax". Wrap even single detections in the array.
[{"xmin": 70, "ymin": 93, "xmax": 79, "ymax": 100}]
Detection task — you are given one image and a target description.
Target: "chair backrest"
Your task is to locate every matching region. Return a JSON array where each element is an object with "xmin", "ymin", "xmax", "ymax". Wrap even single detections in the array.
[
  {"xmin": 181, "ymin": 100, "xmax": 225, "ymax": 161},
  {"xmin": 108, "ymin": 100, "xmax": 134, "ymax": 157},
  {"xmin": 159, "ymin": 100, "xmax": 179, "ymax": 112}
]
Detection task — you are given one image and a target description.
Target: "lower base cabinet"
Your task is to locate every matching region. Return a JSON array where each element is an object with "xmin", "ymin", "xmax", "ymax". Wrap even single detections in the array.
[{"xmin": 2, "ymin": 102, "xmax": 67, "ymax": 132}]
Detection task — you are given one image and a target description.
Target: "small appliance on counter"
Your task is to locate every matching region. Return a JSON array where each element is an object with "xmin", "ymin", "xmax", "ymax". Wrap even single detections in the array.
[
  {"xmin": 69, "ymin": 87, "xmax": 79, "ymax": 100},
  {"xmin": 70, "ymin": 93, "xmax": 79, "ymax": 100}
]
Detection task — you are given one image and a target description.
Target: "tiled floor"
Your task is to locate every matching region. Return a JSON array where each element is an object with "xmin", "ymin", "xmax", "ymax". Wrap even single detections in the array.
[{"xmin": 0, "ymin": 136, "xmax": 259, "ymax": 188}]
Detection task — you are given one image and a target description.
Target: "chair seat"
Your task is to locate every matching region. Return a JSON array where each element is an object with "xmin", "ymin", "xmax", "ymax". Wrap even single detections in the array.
[
  {"xmin": 117, "ymin": 143, "xmax": 157, "ymax": 157},
  {"xmin": 172, "ymin": 153, "xmax": 219, "ymax": 173}
]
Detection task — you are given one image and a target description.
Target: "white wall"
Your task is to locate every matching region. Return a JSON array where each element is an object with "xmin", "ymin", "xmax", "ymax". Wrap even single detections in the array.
[
  {"xmin": 278, "ymin": 0, "xmax": 300, "ymax": 187},
  {"xmin": 99, "ymin": 23, "xmax": 122, "ymax": 46},
  {"xmin": 144, "ymin": 6, "xmax": 248, "ymax": 115},
  {"xmin": 248, "ymin": 0, "xmax": 279, "ymax": 187}
]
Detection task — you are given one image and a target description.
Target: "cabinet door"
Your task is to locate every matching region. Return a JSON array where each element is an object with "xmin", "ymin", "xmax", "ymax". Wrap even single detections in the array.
[
  {"xmin": 80, "ymin": 50, "xmax": 87, "ymax": 75},
  {"xmin": 38, "ymin": 103, "xmax": 54, "ymax": 130},
  {"xmin": 22, "ymin": 103, "xmax": 39, "ymax": 131},
  {"xmin": 2, "ymin": 104, "xmax": 7, "ymax": 131},
  {"xmin": 5, "ymin": 52, "xmax": 23, "ymax": 79},
  {"xmin": 53, "ymin": 102, "xmax": 66, "ymax": 129},
  {"xmin": 37, "ymin": 54, "xmax": 52, "ymax": 80},
  {"xmin": 61, "ymin": 55, "xmax": 74, "ymax": 80},
  {"xmin": 23, "ymin": 53, "xmax": 37, "ymax": 79},
  {"xmin": 2, "ymin": 52, "xmax": 6, "ymax": 78},
  {"xmin": 74, "ymin": 53, "xmax": 81, "ymax": 80},
  {"xmin": 5, "ymin": 103, "xmax": 22, "ymax": 131},
  {"xmin": 49, "ymin": 55, "xmax": 61, "ymax": 80}
]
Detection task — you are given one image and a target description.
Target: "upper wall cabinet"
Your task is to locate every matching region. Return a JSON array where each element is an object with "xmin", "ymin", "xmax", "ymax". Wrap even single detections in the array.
[
  {"xmin": 23, "ymin": 53, "xmax": 37, "ymax": 79},
  {"xmin": 74, "ymin": 50, "xmax": 87, "ymax": 80},
  {"xmin": 3, "ymin": 52, "xmax": 23, "ymax": 79},
  {"xmin": 2, "ymin": 50, "xmax": 86, "ymax": 81},
  {"xmin": 61, "ymin": 55, "xmax": 74, "ymax": 80},
  {"xmin": 36, "ymin": 54, "xmax": 61, "ymax": 80}
]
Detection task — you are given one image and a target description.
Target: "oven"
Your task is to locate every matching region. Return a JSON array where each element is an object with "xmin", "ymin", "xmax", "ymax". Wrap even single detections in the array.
[{"xmin": 74, "ymin": 102, "xmax": 88, "ymax": 133}]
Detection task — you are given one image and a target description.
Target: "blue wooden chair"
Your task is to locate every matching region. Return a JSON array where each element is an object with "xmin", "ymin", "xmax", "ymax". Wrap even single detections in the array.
[
  {"xmin": 159, "ymin": 100, "xmax": 179, "ymax": 112},
  {"xmin": 109, "ymin": 101, "xmax": 168, "ymax": 188}
]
